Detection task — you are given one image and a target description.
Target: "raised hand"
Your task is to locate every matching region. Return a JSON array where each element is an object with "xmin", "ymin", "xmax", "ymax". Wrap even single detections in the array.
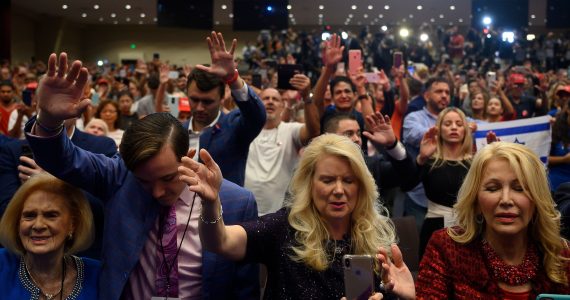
[
  {"xmin": 485, "ymin": 130, "xmax": 500, "ymax": 144},
  {"xmin": 418, "ymin": 126, "xmax": 438, "ymax": 165},
  {"xmin": 377, "ymin": 244, "xmax": 416, "ymax": 300},
  {"xmin": 323, "ymin": 33, "xmax": 344, "ymax": 69},
  {"xmin": 178, "ymin": 148, "xmax": 222, "ymax": 203},
  {"xmin": 159, "ymin": 64, "xmax": 170, "ymax": 84},
  {"xmin": 289, "ymin": 74, "xmax": 311, "ymax": 98},
  {"xmin": 379, "ymin": 69, "xmax": 391, "ymax": 92},
  {"xmin": 196, "ymin": 31, "xmax": 237, "ymax": 80},
  {"xmin": 37, "ymin": 53, "xmax": 90, "ymax": 126},
  {"xmin": 363, "ymin": 113, "xmax": 396, "ymax": 147},
  {"xmin": 349, "ymin": 68, "xmax": 367, "ymax": 95}
]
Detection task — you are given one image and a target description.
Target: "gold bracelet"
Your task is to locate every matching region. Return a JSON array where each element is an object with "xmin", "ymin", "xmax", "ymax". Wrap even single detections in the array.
[{"xmin": 200, "ymin": 205, "xmax": 223, "ymax": 224}]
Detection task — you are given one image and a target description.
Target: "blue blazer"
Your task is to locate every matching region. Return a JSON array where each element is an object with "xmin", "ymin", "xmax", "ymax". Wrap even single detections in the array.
[
  {"xmin": 25, "ymin": 121, "xmax": 259, "ymax": 300},
  {"xmin": 184, "ymin": 85, "xmax": 266, "ymax": 186}
]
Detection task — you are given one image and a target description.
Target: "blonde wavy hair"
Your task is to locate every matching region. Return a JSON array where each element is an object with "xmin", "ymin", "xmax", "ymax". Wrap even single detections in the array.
[
  {"xmin": 287, "ymin": 134, "xmax": 396, "ymax": 271},
  {"xmin": 450, "ymin": 142, "xmax": 569, "ymax": 285},
  {"xmin": 431, "ymin": 107, "xmax": 473, "ymax": 169}
]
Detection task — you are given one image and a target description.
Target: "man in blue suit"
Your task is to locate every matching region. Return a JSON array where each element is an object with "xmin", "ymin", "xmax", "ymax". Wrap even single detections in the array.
[
  {"xmin": 25, "ymin": 37, "xmax": 259, "ymax": 300},
  {"xmin": 0, "ymin": 120, "xmax": 117, "ymax": 259},
  {"xmin": 183, "ymin": 34, "xmax": 266, "ymax": 187}
]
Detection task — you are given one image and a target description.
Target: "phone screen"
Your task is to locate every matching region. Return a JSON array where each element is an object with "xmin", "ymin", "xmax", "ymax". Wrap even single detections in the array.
[
  {"xmin": 22, "ymin": 90, "xmax": 33, "ymax": 106},
  {"xmin": 393, "ymin": 52, "xmax": 403, "ymax": 68},
  {"xmin": 252, "ymin": 74, "xmax": 262, "ymax": 89},
  {"xmin": 348, "ymin": 50, "xmax": 362, "ymax": 75},
  {"xmin": 277, "ymin": 64, "xmax": 303, "ymax": 90}
]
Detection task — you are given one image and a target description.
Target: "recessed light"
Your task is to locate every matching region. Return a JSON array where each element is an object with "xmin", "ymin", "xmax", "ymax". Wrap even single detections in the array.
[
  {"xmin": 94, "ymin": 4, "xmax": 99, "ymax": 10},
  {"xmin": 409, "ymin": 14, "xmax": 414, "ymax": 18},
  {"xmin": 153, "ymin": 17, "xmax": 157, "ymax": 22},
  {"xmin": 379, "ymin": 14, "xmax": 383, "ymax": 18},
  {"xmin": 125, "ymin": 4, "xmax": 131, "ymax": 10},
  {"xmin": 229, "ymin": 13, "xmax": 234, "ymax": 18},
  {"xmin": 417, "ymin": 5, "xmax": 422, "ymax": 10},
  {"xmin": 318, "ymin": 14, "xmax": 323, "ymax": 18},
  {"xmin": 381, "ymin": 25, "xmax": 388, "ymax": 31},
  {"xmin": 289, "ymin": 14, "xmax": 293, "ymax": 18},
  {"xmin": 62, "ymin": 4, "xmax": 68, "ymax": 9},
  {"xmin": 430, "ymin": 18, "xmax": 435, "ymax": 22},
  {"xmin": 139, "ymin": 21, "xmax": 143, "ymax": 24},
  {"xmin": 459, "ymin": 18, "xmax": 463, "ymax": 22},
  {"xmin": 439, "ymin": 14, "xmax": 444, "ymax": 18},
  {"xmin": 531, "ymin": 14, "xmax": 536, "ymax": 19},
  {"xmin": 319, "ymin": 5, "xmax": 324, "ymax": 10},
  {"xmin": 351, "ymin": 5, "xmax": 357, "ymax": 10},
  {"xmin": 140, "ymin": 13, "xmax": 146, "ymax": 18},
  {"xmin": 111, "ymin": 13, "xmax": 116, "ymax": 18},
  {"xmin": 221, "ymin": 5, "xmax": 227, "ymax": 10},
  {"xmin": 364, "ymin": 14, "xmax": 368, "ymax": 18},
  {"xmin": 368, "ymin": 5, "xmax": 373, "ymax": 10},
  {"xmin": 99, "ymin": 17, "xmax": 104, "ymax": 21},
  {"xmin": 126, "ymin": 17, "xmax": 131, "ymax": 22},
  {"xmin": 384, "ymin": 5, "xmax": 390, "ymax": 10},
  {"xmin": 450, "ymin": 6, "xmax": 455, "ymax": 10},
  {"xmin": 81, "ymin": 13, "xmax": 87, "ymax": 18},
  {"xmin": 348, "ymin": 14, "xmax": 353, "ymax": 18},
  {"xmin": 113, "ymin": 20, "xmax": 118, "ymax": 24},
  {"xmin": 215, "ymin": 21, "xmax": 220, "ymax": 25},
  {"xmin": 287, "ymin": 5, "xmax": 292, "ymax": 10}
]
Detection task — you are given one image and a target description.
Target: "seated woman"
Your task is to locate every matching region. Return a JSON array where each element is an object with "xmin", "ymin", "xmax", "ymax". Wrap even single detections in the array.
[
  {"xmin": 182, "ymin": 134, "xmax": 415, "ymax": 299},
  {"xmin": 416, "ymin": 142, "xmax": 570, "ymax": 298},
  {"xmin": 412, "ymin": 107, "xmax": 473, "ymax": 257},
  {"xmin": 0, "ymin": 173, "xmax": 99, "ymax": 299},
  {"xmin": 84, "ymin": 118, "xmax": 108, "ymax": 137}
]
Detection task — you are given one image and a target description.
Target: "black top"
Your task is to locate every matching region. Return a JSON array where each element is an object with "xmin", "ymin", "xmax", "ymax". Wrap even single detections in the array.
[
  {"xmin": 241, "ymin": 208, "xmax": 389, "ymax": 300},
  {"xmin": 420, "ymin": 158, "xmax": 471, "ymax": 208}
]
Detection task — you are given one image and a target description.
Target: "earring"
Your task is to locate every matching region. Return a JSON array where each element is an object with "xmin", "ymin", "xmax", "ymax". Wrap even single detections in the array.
[{"xmin": 476, "ymin": 214, "xmax": 484, "ymax": 224}]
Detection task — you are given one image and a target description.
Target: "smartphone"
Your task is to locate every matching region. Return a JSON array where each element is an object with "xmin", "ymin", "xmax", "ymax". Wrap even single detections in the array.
[
  {"xmin": 364, "ymin": 73, "xmax": 381, "ymax": 84},
  {"xmin": 119, "ymin": 69, "xmax": 127, "ymax": 78},
  {"xmin": 277, "ymin": 64, "xmax": 303, "ymax": 90},
  {"xmin": 252, "ymin": 73, "xmax": 262, "ymax": 89},
  {"xmin": 486, "ymin": 71, "xmax": 497, "ymax": 85},
  {"xmin": 348, "ymin": 50, "xmax": 362, "ymax": 75},
  {"xmin": 22, "ymin": 90, "xmax": 33, "ymax": 106},
  {"xmin": 168, "ymin": 71, "xmax": 179, "ymax": 79},
  {"xmin": 343, "ymin": 255, "xmax": 375, "ymax": 300},
  {"xmin": 21, "ymin": 144, "xmax": 34, "ymax": 159},
  {"xmin": 167, "ymin": 95, "xmax": 180, "ymax": 119},
  {"xmin": 393, "ymin": 51, "xmax": 403, "ymax": 69},
  {"xmin": 407, "ymin": 65, "xmax": 416, "ymax": 77},
  {"xmin": 337, "ymin": 62, "xmax": 346, "ymax": 73},
  {"xmin": 536, "ymin": 294, "xmax": 570, "ymax": 300},
  {"xmin": 91, "ymin": 92, "xmax": 100, "ymax": 107}
]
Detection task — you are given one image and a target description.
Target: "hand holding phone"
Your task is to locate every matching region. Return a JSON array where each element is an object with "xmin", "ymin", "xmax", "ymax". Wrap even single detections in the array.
[
  {"xmin": 277, "ymin": 64, "xmax": 304, "ymax": 90},
  {"xmin": 343, "ymin": 255, "xmax": 375, "ymax": 300},
  {"xmin": 393, "ymin": 51, "xmax": 403, "ymax": 69}
]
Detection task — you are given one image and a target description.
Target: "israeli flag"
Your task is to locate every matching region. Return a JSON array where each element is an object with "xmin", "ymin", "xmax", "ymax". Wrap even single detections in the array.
[{"xmin": 473, "ymin": 116, "xmax": 552, "ymax": 164}]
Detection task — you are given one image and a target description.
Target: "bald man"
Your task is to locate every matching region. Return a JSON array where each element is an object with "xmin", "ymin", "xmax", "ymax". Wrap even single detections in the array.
[{"xmin": 244, "ymin": 76, "xmax": 320, "ymax": 215}]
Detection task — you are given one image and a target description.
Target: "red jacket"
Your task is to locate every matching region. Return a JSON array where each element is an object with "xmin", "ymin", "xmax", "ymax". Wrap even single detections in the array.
[{"xmin": 416, "ymin": 228, "xmax": 570, "ymax": 299}]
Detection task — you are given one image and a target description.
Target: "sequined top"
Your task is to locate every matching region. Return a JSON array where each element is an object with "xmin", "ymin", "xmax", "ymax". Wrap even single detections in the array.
[
  {"xmin": 416, "ymin": 228, "xmax": 570, "ymax": 299},
  {"xmin": 241, "ymin": 208, "xmax": 390, "ymax": 300}
]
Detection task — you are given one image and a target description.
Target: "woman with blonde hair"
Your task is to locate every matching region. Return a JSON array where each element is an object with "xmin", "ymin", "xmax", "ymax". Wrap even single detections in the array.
[
  {"xmin": 410, "ymin": 107, "xmax": 473, "ymax": 257},
  {"xmin": 0, "ymin": 173, "xmax": 100, "ymax": 299},
  {"xmin": 416, "ymin": 142, "xmax": 570, "ymax": 298},
  {"xmin": 182, "ymin": 134, "xmax": 415, "ymax": 299}
]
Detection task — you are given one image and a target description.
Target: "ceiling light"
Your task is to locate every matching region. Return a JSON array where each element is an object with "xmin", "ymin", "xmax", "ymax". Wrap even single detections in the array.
[
  {"xmin": 341, "ymin": 31, "xmax": 348, "ymax": 39},
  {"xmin": 450, "ymin": 6, "xmax": 455, "ymax": 10},
  {"xmin": 430, "ymin": 18, "xmax": 435, "ymax": 22},
  {"xmin": 319, "ymin": 5, "xmax": 324, "ymax": 10},
  {"xmin": 527, "ymin": 34, "xmax": 536, "ymax": 41},
  {"xmin": 417, "ymin": 5, "xmax": 422, "ymax": 10},
  {"xmin": 439, "ymin": 14, "xmax": 444, "ymax": 18},
  {"xmin": 399, "ymin": 28, "xmax": 409, "ymax": 37},
  {"xmin": 221, "ymin": 5, "xmax": 227, "ymax": 10},
  {"xmin": 459, "ymin": 18, "xmax": 463, "ymax": 23},
  {"xmin": 215, "ymin": 21, "xmax": 220, "ymax": 25},
  {"xmin": 351, "ymin": 5, "xmax": 357, "ymax": 10},
  {"xmin": 420, "ymin": 33, "xmax": 429, "ymax": 42},
  {"xmin": 229, "ymin": 13, "xmax": 234, "ymax": 18},
  {"xmin": 99, "ymin": 17, "xmax": 104, "ymax": 21},
  {"xmin": 349, "ymin": 14, "xmax": 353, "ymax": 18},
  {"xmin": 126, "ymin": 17, "xmax": 131, "ymax": 22},
  {"xmin": 287, "ymin": 5, "xmax": 292, "ymax": 10},
  {"xmin": 364, "ymin": 14, "xmax": 368, "ymax": 18},
  {"xmin": 409, "ymin": 14, "xmax": 414, "ymax": 18},
  {"xmin": 139, "ymin": 21, "xmax": 143, "ymax": 24},
  {"xmin": 62, "ymin": 4, "xmax": 68, "ymax": 9},
  {"xmin": 482, "ymin": 16, "xmax": 492, "ymax": 25},
  {"xmin": 81, "ymin": 13, "xmax": 87, "ymax": 18},
  {"xmin": 531, "ymin": 14, "xmax": 536, "ymax": 19},
  {"xmin": 113, "ymin": 20, "xmax": 118, "ymax": 24},
  {"xmin": 125, "ymin": 4, "xmax": 131, "ymax": 10},
  {"xmin": 318, "ymin": 14, "xmax": 323, "ymax": 18},
  {"xmin": 140, "ymin": 13, "xmax": 146, "ymax": 18},
  {"xmin": 94, "ymin": 4, "xmax": 99, "ymax": 10},
  {"xmin": 384, "ymin": 5, "xmax": 390, "ymax": 10},
  {"xmin": 111, "ymin": 13, "xmax": 116, "ymax": 18},
  {"xmin": 381, "ymin": 25, "xmax": 388, "ymax": 31},
  {"xmin": 368, "ymin": 5, "xmax": 373, "ymax": 10},
  {"xmin": 153, "ymin": 17, "xmax": 157, "ymax": 22},
  {"xmin": 379, "ymin": 14, "xmax": 383, "ymax": 18}
]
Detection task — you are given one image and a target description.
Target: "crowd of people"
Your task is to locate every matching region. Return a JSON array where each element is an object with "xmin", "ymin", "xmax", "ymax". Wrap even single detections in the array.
[{"xmin": 0, "ymin": 23, "xmax": 570, "ymax": 299}]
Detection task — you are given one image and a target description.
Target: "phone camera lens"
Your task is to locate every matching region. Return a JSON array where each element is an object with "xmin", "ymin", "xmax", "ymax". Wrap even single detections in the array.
[{"xmin": 344, "ymin": 259, "xmax": 350, "ymax": 268}]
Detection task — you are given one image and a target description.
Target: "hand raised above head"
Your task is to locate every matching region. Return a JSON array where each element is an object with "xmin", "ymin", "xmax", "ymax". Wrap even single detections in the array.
[
  {"xmin": 178, "ymin": 148, "xmax": 222, "ymax": 203},
  {"xmin": 196, "ymin": 31, "xmax": 237, "ymax": 80},
  {"xmin": 363, "ymin": 113, "xmax": 396, "ymax": 147},
  {"xmin": 323, "ymin": 33, "xmax": 344, "ymax": 69},
  {"xmin": 38, "ymin": 53, "xmax": 90, "ymax": 126}
]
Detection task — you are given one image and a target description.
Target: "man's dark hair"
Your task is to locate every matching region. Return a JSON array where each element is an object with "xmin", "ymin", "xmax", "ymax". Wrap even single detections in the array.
[
  {"xmin": 147, "ymin": 74, "xmax": 160, "ymax": 90},
  {"xmin": 120, "ymin": 113, "xmax": 189, "ymax": 171},
  {"xmin": 117, "ymin": 90, "xmax": 134, "ymax": 100},
  {"xmin": 323, "ymin": 114, "xmax": 359, "ymax": 134},
  {"xmin": 329, "ymin": 76, "xmax": 356, "ymax": 95},
  {"xmin": 407, "ymin": 77, "xmax": 423, "ymax": 97},
  {"xmin": 187, "ymin": 67, "xmax": 225, "ymax": 99},
  {"xmin": 0, "ymin": 80, "xmax": 14, "ymax": 89},
  {"xmin": 424, "ymin": 77, "xmax": 449, "ymax": 92}
]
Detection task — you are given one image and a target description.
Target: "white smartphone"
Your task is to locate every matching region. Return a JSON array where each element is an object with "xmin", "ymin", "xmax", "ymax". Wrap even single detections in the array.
[
  {"xmin": 168, "ymin": 71, "xmax": 180, "ymax": 79},
  {"xmin": 167, "ymin": 95, "xmax": 179, "ymax": 118},
  {"xmin": 343, "ymin": 255, "xmax": 375, "ymax": 300},
  {"xmin": 364, "ymin": 73, "xmax": 381, "ymax": 83}
]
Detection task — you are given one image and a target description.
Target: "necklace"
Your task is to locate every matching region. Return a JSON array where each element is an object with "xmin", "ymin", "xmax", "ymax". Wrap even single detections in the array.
[
  {"xmin": 481, "ymin": 240, "xmax": 539, "ymax": 286},
  {"xmin": 24, "ymin": 256, "xmax": 66, "ymax": 300}
]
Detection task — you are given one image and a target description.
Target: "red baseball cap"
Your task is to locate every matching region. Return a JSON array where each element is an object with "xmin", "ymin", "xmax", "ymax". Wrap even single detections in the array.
[
  {"xmin": 509, "ymin": 73, "xmax": 525, "ymax": 84},
  {"xmin": 556, "ymin": 85, "xmax": 570, "ymax": 95},
  {"xmin": 179, "ymin": 97, "xmax": 191, "ymax": 112}
]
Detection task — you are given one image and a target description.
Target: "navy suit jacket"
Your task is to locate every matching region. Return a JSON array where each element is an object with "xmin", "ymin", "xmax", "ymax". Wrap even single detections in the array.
[
  {"xmin": 184, "ymin": 85, "xmax": 266, "ymax": 186},
  {"xmin": 25, "ymin": 121, "xmax": 259, "ymax": 300}
]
